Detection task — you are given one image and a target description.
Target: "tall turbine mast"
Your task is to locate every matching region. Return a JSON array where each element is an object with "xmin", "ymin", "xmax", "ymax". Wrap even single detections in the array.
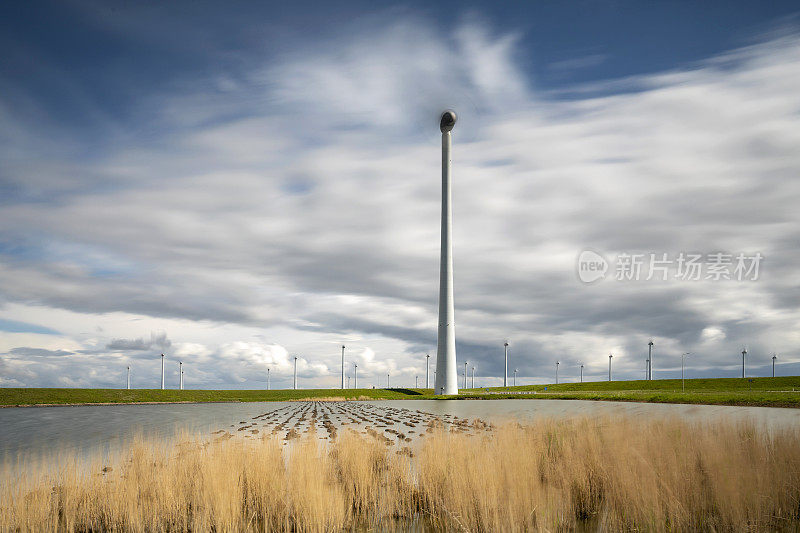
[
  {"xmin": 341, "ymin": 345, "xmax": 345, "ymax": 389},
  {"xmin": 435, "ymin": 110, "xmax": 458, "ymax": 395},
  {"xmin": 741, "ymin": 347, "xmax": 747, "ymax": 378},
  {"xmin": 425, "ymin": 353, "xmax": 430, "ymax": 389},
  {"xmin": 503, "ymin": 342, "xmax": 509, "ymax": 387}
]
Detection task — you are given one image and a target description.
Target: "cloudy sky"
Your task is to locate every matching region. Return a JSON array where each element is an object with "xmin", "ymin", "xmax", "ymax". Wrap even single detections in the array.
[{"xmin": 1, "ymin": 1, "xmax": 799, "ymax": 389}]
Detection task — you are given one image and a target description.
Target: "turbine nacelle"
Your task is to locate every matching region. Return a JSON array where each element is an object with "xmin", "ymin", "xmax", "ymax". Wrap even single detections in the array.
[{"xmin": 439, "ymin": 110, "xmax": 457, "ymax": 133}]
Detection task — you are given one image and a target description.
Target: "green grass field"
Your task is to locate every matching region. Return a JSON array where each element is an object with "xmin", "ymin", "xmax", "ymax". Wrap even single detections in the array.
[
  {"xmin": 0, "ymin": 387, "xmax": 433, "ymax": 407},
  {"xmin": 1, "ymin": 376, "xmax": 799, "ymax": 407},
  {"xmin": 460, "ymin": 376, "xmax": 800, "ymax": 408}
]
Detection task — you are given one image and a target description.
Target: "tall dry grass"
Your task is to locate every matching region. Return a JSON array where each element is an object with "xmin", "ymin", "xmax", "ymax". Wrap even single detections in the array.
[{"xmin": 1, "ymin": 417, "xmax": 799, "ymax": 532}]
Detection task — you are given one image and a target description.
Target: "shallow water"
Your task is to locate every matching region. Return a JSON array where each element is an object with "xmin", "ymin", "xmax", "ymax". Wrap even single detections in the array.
[{"xmin": 1, "ymin": 398, "xmax": 798, "ymax": 460}]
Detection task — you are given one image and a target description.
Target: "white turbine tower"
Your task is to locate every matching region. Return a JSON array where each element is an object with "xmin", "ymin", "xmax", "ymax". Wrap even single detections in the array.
[
  {"xmin": 293, "ymin": 356, "xmax": 298, "ymax": 390},
  {"xmin": 503, "ymin": 342, "xmax": 509, "ymax": 387},
  {"xmin": 160, "ymin": 353, "xmax": 165, "ymax": 390},
  {"xmin": 341, "ymin": 345, "xmax": 345, "ymax": 389},
  {"xmin": 435, "ymin": 110, "xmax": 458, "ymax": 396},
  {"xmin": 425, "ymin": 354, "xmax": 430, "ymax": 389},
  {"xmin": 127, "ymin": 365, "xmax": 131, "ymax": 390},
  {"xmin": 179, "ymin": 361, "xmax": 183, "ymax": 390},
  {"xmin": 773, "ymin": 353, "xmax": 777, "ymax": 378},
  {"xmin": 464, "ymin": 361, "xmax": 468, "ymax": 389},
  {"xmin": 267, "ymin": 366, "xmax": 270, "ymax": 390},
  {"xmin": 513, "ymin": 368, "xmax": 518, "ymax": 387},
  {"xmin": 471, "ymin": 366, "xmax": 475, "ymax": 389},
  {"xmin": 681, "ymin": 352, "xmax": 690, "ymax": 391},
  {"xmin": 608, "ymin": 354, "xmax": 613, "ymax": 382},
  {"xmin": 580, "ymin": 363, "xmax": 584, "ymax": 383},
  {"xmin": 648, "ymin": 339, "xmax": 654, "ymax": 380},
  {"xmin": 354, "ymin": 363, "xmax": 358, "ymax": 389},
  {"xmin": 556, "ymin": 361, "xmax": 559, "ymax": 385}
]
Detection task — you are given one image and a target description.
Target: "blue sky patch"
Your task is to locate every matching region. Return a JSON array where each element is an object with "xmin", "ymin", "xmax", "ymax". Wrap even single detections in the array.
[{"xmin": 0, "ymin": 319, "xmax": 61, "ymax": 336}]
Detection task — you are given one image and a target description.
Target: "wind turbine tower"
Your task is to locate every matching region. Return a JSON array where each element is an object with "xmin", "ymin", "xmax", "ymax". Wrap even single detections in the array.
[
  {"xmin": 608, "ymin": 354, "xmax": 613, "ymax": 381},
  {"xmin": 503, "ymin": 342, "xmax": 509, "ymax": 387},
  {"xmin": 648, "ymin": 340, "xmax": 654, "ymax": 380},
  {"xmin": 127, "ymin": 365, "xmax": 131, "ymax": 390},
  {"xmin": 179, "ymin": 361, "xmax": 183, "ymax": 390},
  {"xmin": 293, "ymin": 356, "xmax": 298, "ymax": 390},
  {"xmin": 425, "ymin": 354, "xmax": 430, "ymax": 389},
  {"xmin": 160, "ymin": 353, "xmax": 165, "ymax": 390},
  {"xmin": 773, "ymin": 353, "xmax": 777, "ymax": 378},
  {"xmin": 742, "ymin": 347, "xmax": 747, "ymax": 378},
  {"xmin": 435, "ymin": 110, "xmax": 459, "ymax": 395},
  {"xmin": 341, "ymin": 345, "xmax": 345, "ymax": 389}
]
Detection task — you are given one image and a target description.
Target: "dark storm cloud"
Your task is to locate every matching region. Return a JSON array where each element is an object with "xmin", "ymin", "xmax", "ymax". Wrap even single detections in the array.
[{"xmin": 107, "ymin": 332, "xmax": 171, "ymax": 351}]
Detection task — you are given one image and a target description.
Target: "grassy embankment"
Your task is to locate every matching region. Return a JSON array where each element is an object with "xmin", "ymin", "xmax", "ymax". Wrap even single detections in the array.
[
  {"xmin": 0, "ymin": 387, "xmax": 432, "ymax": 406},
  {"xmin": 2, "ymin": 417, "xmax": 799, "ymax": 531},
  {"xmin": 2, "ymin": 376, "xmax": 800, "ymax": 407},
  {"xmin": 462, "ymin": 375, "xmax": 800, "ymax": 407}
]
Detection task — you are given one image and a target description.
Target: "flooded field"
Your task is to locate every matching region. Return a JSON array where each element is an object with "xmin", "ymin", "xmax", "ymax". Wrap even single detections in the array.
[
  {"xmin": 2, "ymin": 398, "xmax": 799, "ymax": 460},
  {"xmin": 215, "ymin": 401, "xmax": 493, "ymax": 454}
]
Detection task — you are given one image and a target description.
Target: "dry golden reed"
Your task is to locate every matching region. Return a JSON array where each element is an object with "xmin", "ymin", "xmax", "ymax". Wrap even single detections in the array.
[{"xmin": 2, "ymin": 416, "xmax": 799, "ymax": 532}]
